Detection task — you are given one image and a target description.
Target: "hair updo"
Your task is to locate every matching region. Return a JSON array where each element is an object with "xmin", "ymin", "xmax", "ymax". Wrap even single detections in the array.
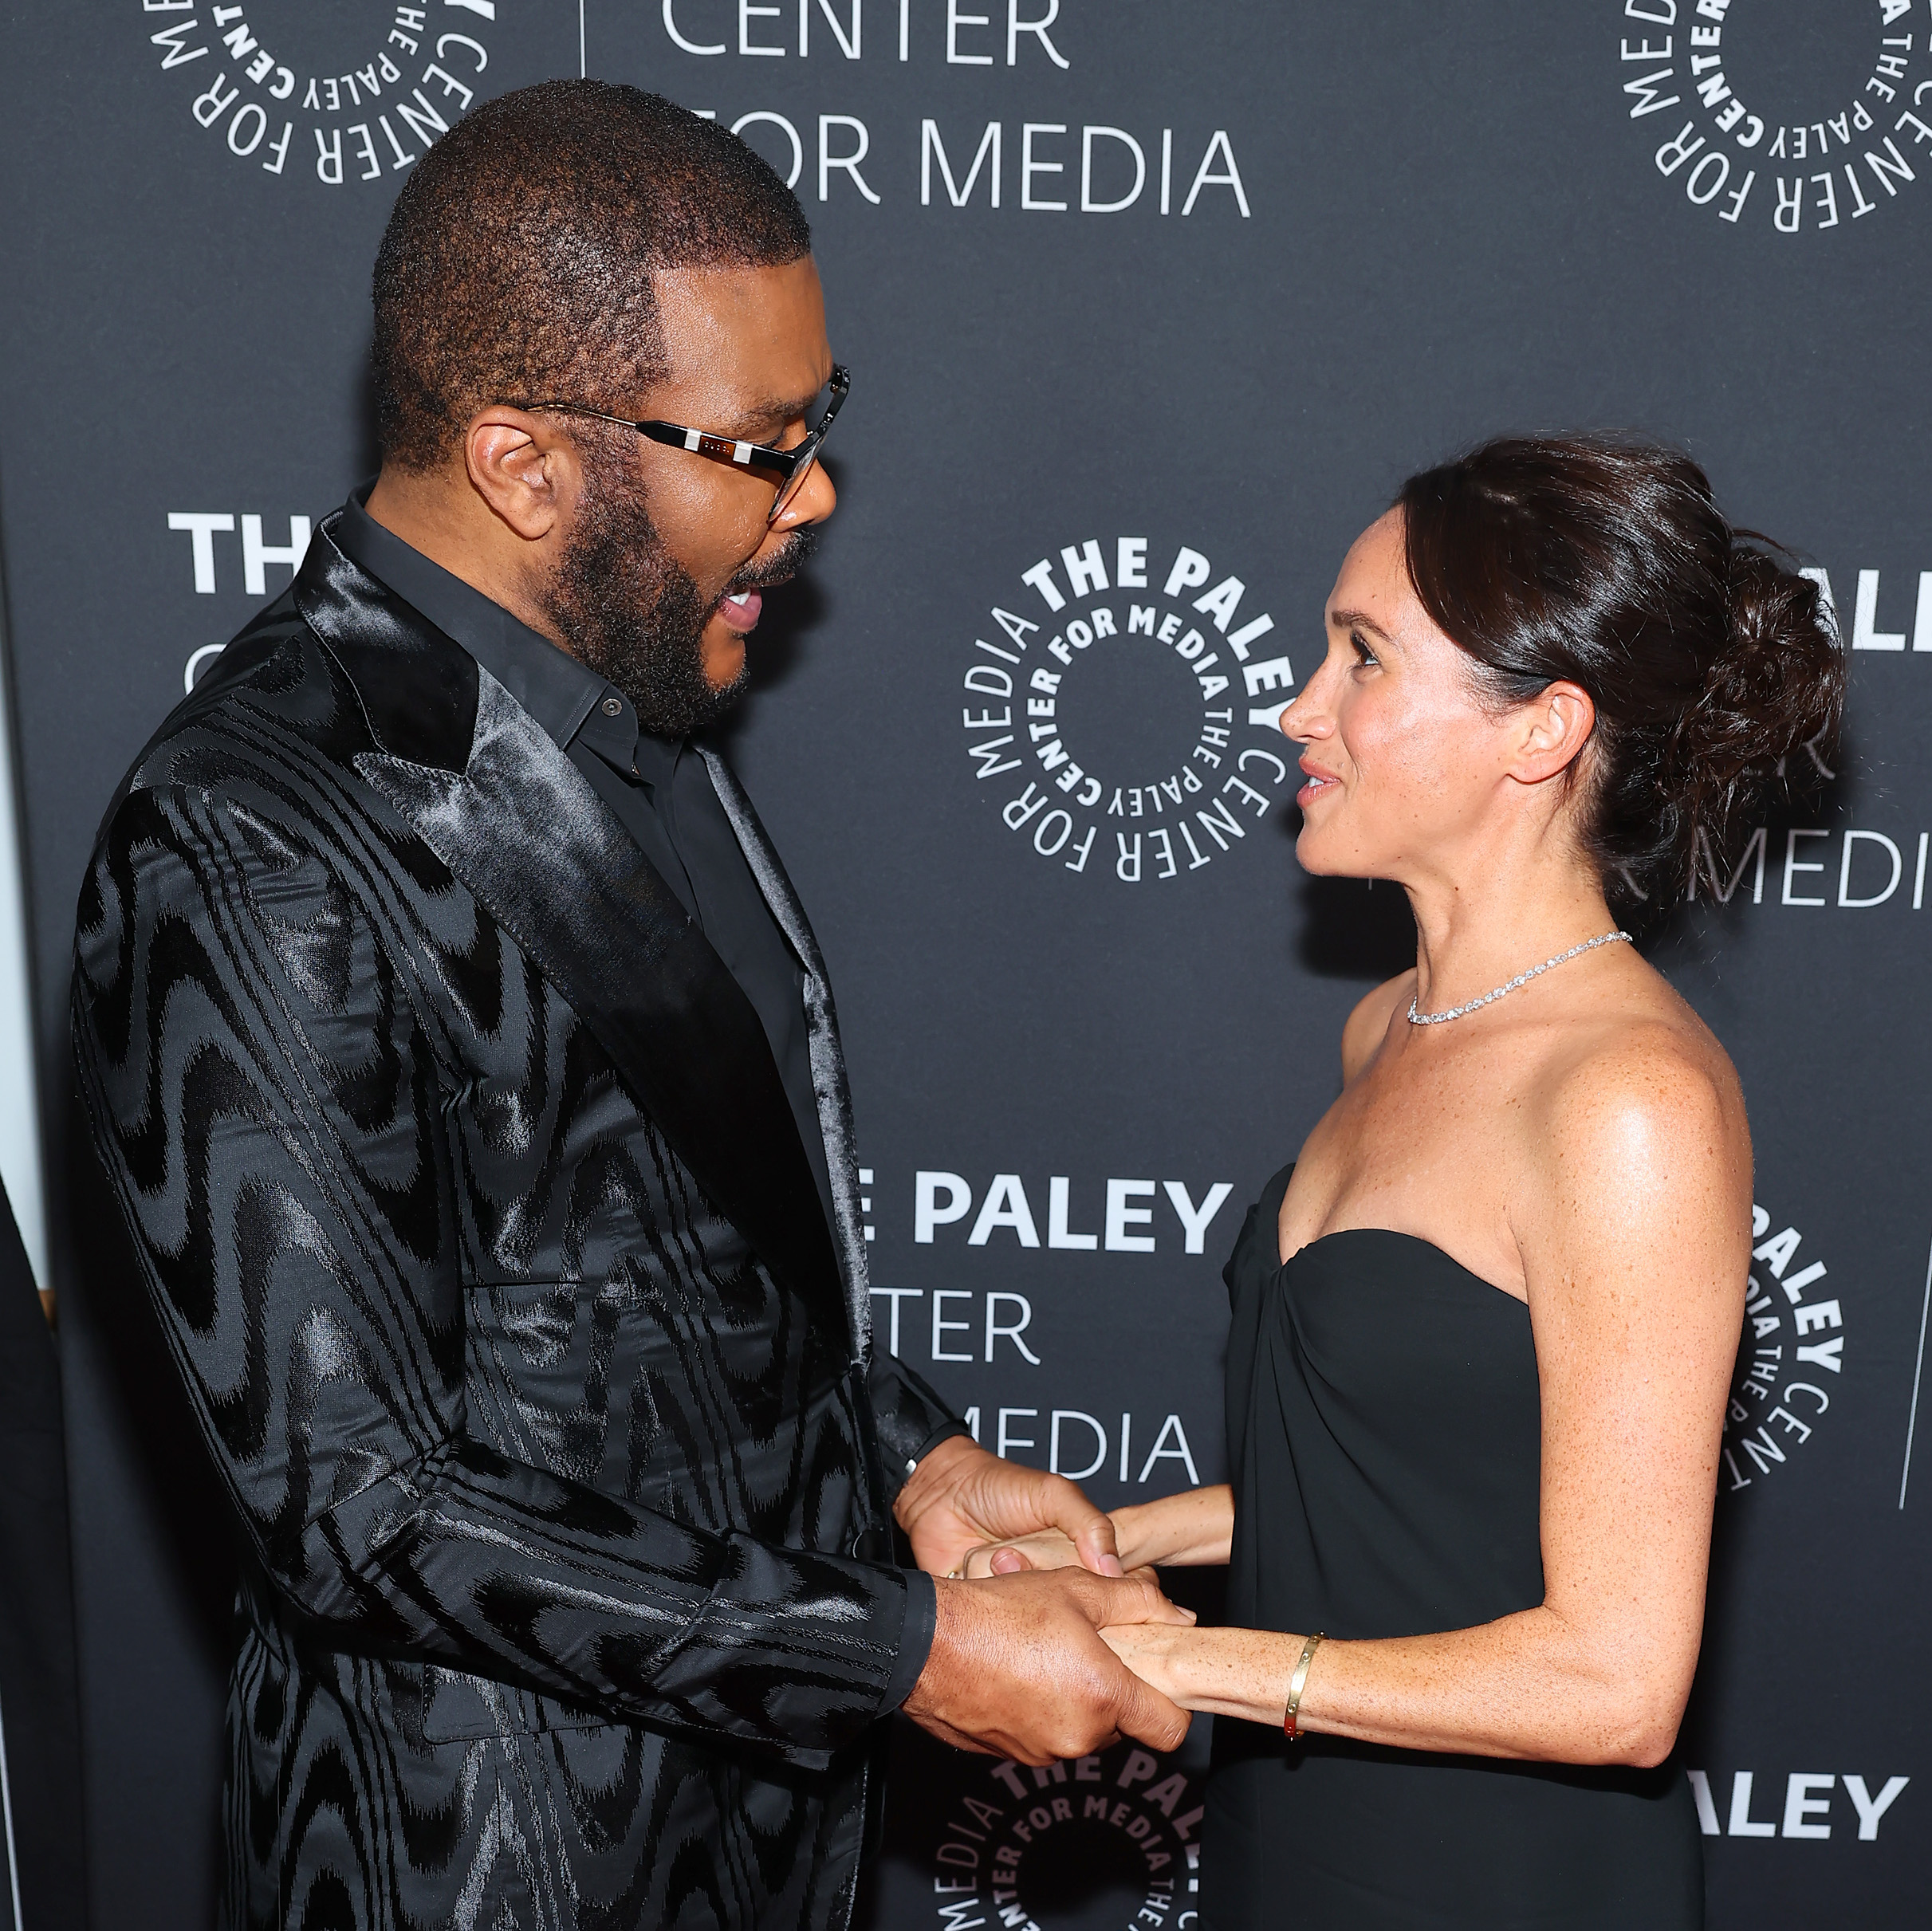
[{"xmin": 1396, "ymin": 435, "xmax": 1843, "ymax": 912}]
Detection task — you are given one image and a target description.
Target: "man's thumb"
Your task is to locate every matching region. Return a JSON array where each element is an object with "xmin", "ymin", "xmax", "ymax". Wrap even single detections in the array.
[
  {"xmin": 1084, "ymin": 1574, "xmax": 1194, "ymax": 1627},
  {"xmin": 1064, "ymin": 1500, "xmax": 1123, "ymax": 1577},
  {"xmin": 1114, "ymin": 1669, "xmax": 1191, "ymax": 1754}
]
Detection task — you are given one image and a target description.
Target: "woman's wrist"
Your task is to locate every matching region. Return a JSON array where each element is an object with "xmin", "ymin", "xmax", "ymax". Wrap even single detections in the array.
[
  {"xmin": 1107, "ymin": 1501, "xmax": 1155, "ymax": 1571},
  {"xmin": 1108, "ymin": 1486, "xmax": 1234, "ymax": 1570},
  {"xmin": 1157, "ymin": 1626, "xmax": 1312, "ymax": 1726}
]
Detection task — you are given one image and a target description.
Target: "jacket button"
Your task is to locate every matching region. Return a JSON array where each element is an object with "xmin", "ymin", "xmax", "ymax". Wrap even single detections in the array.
[{"xmin": 601, "ymin": 695, "xmax": 624, "ymax": 717}]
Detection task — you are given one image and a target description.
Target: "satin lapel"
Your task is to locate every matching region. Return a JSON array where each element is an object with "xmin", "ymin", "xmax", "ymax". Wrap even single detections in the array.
[
  {"xmin": 295, "ymin": 534, "xmax": 846, "ymax": 1335},
  {"xmin": 698, "ymin": 749, "xmax": 872, "ymax": 1358}
]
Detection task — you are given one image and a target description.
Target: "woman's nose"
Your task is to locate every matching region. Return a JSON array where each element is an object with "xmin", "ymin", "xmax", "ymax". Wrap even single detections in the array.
[{"xmin": 1279, "ymin": 690, "xmax": 1325, "ymax": 742}]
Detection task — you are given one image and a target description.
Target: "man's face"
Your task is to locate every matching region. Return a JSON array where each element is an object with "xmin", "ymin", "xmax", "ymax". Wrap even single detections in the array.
[{"xmin": 539, "ymin": 256, "xmax": 837, "ymax": 737}]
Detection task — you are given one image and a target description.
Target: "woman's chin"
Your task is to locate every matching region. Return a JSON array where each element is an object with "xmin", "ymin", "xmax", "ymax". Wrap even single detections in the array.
[
  {"xmin": 1295, "ymin": 826, "xmax": 1383, "ymax": 883},
  {"xmin": 1294, "ymin": 825, "xmax": 1344, "ymax": 876}
]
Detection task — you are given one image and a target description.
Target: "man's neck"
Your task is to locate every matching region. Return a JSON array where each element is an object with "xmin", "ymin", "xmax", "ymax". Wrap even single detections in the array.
[{"xmin": 364, "ymin": 466, "xmax": 573, "ymax": 651}]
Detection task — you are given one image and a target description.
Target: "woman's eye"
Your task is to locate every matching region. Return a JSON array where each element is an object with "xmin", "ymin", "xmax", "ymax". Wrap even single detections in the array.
[{"xmin": 1351, "ymin": 631, "xmax": 1379, "ymax": 668}]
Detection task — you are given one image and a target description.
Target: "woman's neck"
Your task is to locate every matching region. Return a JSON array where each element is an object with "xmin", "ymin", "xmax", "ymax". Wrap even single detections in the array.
[{"xmin": 1402, "ymin": 848, "xmax": 1618, "ymax": 1018}]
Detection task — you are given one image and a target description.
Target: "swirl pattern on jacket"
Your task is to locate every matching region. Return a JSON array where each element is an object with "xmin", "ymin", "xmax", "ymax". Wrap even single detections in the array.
[{"xmin": 73, "ymin": 521, "xmax": 958, "ymax": 1930}]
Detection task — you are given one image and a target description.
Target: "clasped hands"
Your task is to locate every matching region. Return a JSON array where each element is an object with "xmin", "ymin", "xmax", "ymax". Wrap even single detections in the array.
[{"xmin": 895, "ymin": 1435, "xmax": 1194, "ymax": 1766}]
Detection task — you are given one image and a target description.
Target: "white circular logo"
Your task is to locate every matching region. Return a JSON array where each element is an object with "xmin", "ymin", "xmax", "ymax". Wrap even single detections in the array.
[
  {"xmin": 1721, "ymin": 1201, "xmax": 1844, "ymax": 1493},
  {"xmin": 1617, "ymin": 1, "xmax": 1930, "ymax": 233},
  {"xmin": 958, "ymin": 535, "xmax": 1296, "ymax": 883},
  {"xmin": 140, "ymin": 4, "xmax": 494, "ymax": 187},
  {"xmin": 930, "ymin": 1744, "xmax": 1202, "ymax": 1930}
]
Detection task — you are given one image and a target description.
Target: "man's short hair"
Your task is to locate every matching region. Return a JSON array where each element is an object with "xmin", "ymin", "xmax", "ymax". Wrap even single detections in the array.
[{"xmin": 372, "ymin": 81, "xmax": 813, "ymax": 472}]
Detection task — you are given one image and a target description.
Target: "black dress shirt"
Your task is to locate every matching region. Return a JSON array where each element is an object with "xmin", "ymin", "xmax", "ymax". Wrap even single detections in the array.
[{"xmin": 335, "ymin": 490, "xmax": 836, "ymax": 1231}]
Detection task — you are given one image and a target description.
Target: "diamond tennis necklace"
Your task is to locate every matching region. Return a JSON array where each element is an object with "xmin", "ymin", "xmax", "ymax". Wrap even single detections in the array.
[{"xmin": 1407, "ymin": 930, "xmax": 1633, "ymax": 1026}]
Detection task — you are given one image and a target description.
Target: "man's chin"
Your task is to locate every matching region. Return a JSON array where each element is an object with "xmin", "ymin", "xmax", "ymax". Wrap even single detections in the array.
[
  {"xmin": 700, "ymin": 622, "xmax": 749, "ymax": 692},
  {"xmin": 627, "ymin": 667, "xmax": 746, "ymax": 739},
  {"xmin": 642, "ymin": 647, "xmax": 750, "ymax": 739}
]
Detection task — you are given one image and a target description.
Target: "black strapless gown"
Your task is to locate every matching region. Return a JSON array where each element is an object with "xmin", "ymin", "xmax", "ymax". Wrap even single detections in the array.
[{"xmin": 1203, "ymin": 1165, "xmax": 1702, "ymax": 1929}]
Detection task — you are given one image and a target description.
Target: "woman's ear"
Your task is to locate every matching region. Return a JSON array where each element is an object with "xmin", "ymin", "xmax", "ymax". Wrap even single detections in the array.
[{"xmin": 1511, "ymin": 680, "xmax": 1596, "ymax": 787}]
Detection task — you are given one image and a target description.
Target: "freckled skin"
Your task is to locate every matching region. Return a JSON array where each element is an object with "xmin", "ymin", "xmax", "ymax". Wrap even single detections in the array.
[{"xmin": 972, "ymin": 510, "xmax": 1755, "ymax": 1769}]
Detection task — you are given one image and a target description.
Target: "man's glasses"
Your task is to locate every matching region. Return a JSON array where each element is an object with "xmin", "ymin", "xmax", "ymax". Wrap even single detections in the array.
[{"xmin": 507, "ymin": 365, "xmax": 850, "ymax": 525}]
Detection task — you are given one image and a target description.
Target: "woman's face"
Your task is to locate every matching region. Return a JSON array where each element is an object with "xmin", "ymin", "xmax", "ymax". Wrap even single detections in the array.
[{"xmin": 1282, "ymin": 509, "xmax": 1534, "ymax": 883}]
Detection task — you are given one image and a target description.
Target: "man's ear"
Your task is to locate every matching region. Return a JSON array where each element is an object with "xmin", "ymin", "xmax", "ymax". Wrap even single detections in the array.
[
  {"xmin": 1511, "ymin": 679, "xmax": 1596, "ymax": 787},
  {"xmin": 464, "ymin": 407, "xmax": 579, "ymax": 542}
]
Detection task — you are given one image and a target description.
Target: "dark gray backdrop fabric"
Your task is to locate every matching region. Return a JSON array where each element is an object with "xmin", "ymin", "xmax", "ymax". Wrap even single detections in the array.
[{"xmin": 0, "ymin": 5, "xmax": 1926, "ymax": 1928}]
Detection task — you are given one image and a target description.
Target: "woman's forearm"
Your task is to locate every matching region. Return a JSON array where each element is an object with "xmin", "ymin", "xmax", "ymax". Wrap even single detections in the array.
[
  {"xmin": 1111, "ymin": 1485, "xmax": 1234, "ymax": 1569},
  {"xmin": 1135, "ymin": 1604, "xmax": 1691, "ymax": 1768}
]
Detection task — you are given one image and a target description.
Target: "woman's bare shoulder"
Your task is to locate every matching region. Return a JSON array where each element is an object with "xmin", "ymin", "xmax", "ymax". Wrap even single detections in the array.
[
  {"xmin": 1340, "ymin": 972, "xmax": 1416, "ymax": 1083},
  {"xmin": 1512, "ymin": 1018, "xmax": 1753, "ymax": 1347},
  {"xmin": 1529, "ymin": 974, "xmax": 1749, "ymax": 1225}
]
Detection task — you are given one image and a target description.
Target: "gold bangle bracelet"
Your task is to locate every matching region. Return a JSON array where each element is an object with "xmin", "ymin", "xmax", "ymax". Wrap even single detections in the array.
[{"xmin": 1283, "ymin": 1631, "xmax": 1324, "ymax": 1741}]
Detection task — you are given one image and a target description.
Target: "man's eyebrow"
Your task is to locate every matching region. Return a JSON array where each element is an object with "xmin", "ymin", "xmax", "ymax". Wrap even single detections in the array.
[
  {"xmin": 726, "ymin": 387, "xmax": 825, "ymax": 438},
  {"xmin": 1328, "ymin": 606, "xmax": 1393, "ymax": 640}
]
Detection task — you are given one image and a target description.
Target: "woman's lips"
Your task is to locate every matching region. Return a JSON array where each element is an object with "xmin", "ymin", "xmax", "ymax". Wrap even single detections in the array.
[
  {"xmin": 1297, "ymin": 769, "xmax": 1339, "ymax": 808},
  {"xmin": 718, "ymin": 589, "xmax": 763, "ymax": 634}
]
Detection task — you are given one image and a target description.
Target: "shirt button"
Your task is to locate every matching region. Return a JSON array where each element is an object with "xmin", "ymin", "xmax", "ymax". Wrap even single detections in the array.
[{"xmin": 601, "ymin": 695, "xmax": 623, "ymax": 717}]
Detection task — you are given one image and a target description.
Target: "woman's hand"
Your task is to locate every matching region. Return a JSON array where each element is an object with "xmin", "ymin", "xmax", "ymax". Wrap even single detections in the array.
[
  {"xmin": 1102, "ymin": 1623, "xmax": 1315, "ymax": 1725},
  {"xmin": 1097, "ymin": 1622, "xmax": 1196, "ymax": 1706},
  {"xmin": 958, "ymin": 1528, "xmax": 1087, "ymax": 1579},
  {"xmin": 958, "ymin": 1486, "xmax": 1235, "ymax": 1578}
]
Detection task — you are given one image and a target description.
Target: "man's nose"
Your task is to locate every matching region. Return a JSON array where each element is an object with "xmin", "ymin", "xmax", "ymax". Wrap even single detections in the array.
[{"xmin": 776, "ymin": 457, "xmax": 836, "ymax": 530}]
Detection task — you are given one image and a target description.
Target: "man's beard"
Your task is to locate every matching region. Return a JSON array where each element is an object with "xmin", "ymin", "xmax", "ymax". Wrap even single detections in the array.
[{"xmin": 539, "ymin": 442, "xmax": 813, "ymax": 739}]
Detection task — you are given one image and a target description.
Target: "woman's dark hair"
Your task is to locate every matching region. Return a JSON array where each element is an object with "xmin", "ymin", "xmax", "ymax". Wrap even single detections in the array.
[{"xmin": 1397, "ymin": 434, "xmax": 1843, "ymax": 913}]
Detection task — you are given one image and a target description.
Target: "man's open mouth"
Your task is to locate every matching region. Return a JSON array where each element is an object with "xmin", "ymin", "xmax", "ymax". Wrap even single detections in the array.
[{"xmin": 718, "ymin": 589, "xmax": 763, "ymax": 633}]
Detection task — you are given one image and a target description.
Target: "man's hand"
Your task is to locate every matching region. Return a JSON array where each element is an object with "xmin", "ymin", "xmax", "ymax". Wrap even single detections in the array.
[
  {"xmin": 895, "ymin": 1435, "xmax": 1122, "ymax": 1579},
  {"xmin": 903, "ymin": 1569, "xmax": 1194, "ymax": 1765}
]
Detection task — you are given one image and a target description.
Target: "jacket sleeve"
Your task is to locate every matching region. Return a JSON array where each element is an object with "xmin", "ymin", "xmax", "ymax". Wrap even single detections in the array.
[
  {"xmin": 72, "ymin": 781, "xmax": 912, "ymax": 1769},
  {"xmin": 867, "ymin": 1353, "xmax": 971, "ymax": 1504}
]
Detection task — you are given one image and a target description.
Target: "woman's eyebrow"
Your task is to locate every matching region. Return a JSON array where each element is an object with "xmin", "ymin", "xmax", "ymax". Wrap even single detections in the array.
[{"xmin": 1328, "ymin": 607, "xmax": 1393, "ymax": 640}]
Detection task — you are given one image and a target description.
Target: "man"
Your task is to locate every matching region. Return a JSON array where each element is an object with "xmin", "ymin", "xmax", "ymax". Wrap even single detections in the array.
[{"xmin": 73, "ymin": 81, "xmax": 1186, "ymax": 1931}]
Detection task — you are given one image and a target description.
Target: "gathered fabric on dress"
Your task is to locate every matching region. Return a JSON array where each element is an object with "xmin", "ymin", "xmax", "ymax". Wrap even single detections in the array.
[{"xmin": 1202, "ymin": 1165, "xmax": 1702, "ymax": 1930}]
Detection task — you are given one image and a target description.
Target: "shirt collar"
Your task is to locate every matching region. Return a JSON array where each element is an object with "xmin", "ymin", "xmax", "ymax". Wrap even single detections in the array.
[
  {"xmin": 336, "ymin": 483, "xmax": 607, "ymax": 753},
  {"xmin": 628, "ymin": 726, "xmax": 679, "ymax": 789}
]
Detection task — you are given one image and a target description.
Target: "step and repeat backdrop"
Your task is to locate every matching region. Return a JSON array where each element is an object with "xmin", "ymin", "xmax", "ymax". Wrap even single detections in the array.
[{"xmin": 1, "ymin": 5, "xmax": 1927, "ymax": 1928}]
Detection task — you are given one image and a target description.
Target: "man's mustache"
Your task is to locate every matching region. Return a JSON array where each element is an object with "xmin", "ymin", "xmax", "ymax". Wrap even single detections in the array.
[{"xmin": 726, "ymin": 525, "xmax": 818, "ymax": 596}]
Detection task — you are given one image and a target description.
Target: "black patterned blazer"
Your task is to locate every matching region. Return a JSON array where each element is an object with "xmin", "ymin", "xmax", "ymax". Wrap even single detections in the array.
[{"xmin": 73, "ymin": 519, "xmax": 962, "ymax": 1931}]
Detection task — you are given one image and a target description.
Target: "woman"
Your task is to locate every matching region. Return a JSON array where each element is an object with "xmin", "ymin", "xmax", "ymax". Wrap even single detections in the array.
[{"xmin": 966, "ymin": 436, "xmax": 1843, "ymax": 1927}]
